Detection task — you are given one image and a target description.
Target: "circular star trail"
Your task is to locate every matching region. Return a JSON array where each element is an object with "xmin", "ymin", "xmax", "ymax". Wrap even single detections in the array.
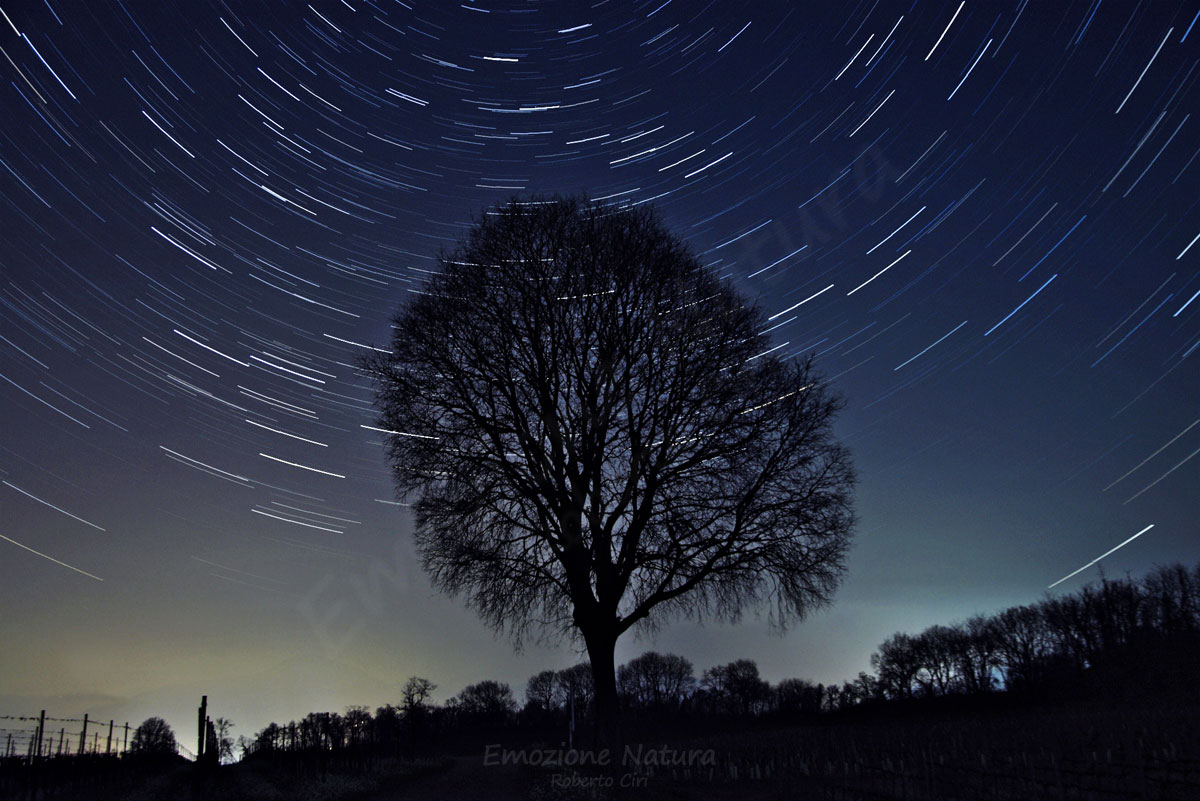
[{"xmin": 0, "ymin": 1, "xmax": 1196, "ymax": 731}]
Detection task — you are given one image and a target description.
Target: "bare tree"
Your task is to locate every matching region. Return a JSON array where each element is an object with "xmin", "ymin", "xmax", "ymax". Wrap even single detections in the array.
[
  {"xmin": 365, "ymin": 195, "xmax": 856, "ymax": 749},
  {"xmin": 129, "ymin": 717, "xmax": 176, "ymax": 757},
  {"xmin": 213, "ymin": 717, "xmax": 235, "ymax": 763},
  {"xmin": 617, "ymin": 651, "xmax": 695, "ymax": 711},
  {"xmin": 401, "ymin": 676, "xmax": 436, "ymax": 716},
  {"xmin": 991, "ymin": 604, "xmax": 1051, "ymax": 692},
  {"xmin": 554, "ymin": 662, "xmax": 595, "ymax": 715},
  {"xmin": 452, "ymin": 680, "xmax": 517, "ymax": 726},
  {"xmin": 871, "ymin": 632, "xmax": 922, "ymax": 700},
  {"xmin": 774, "ymin": 677, "xmax": 824, "ymax": 717},
  {"xmin": 701, "ymin": 659, "xmax": 771, "ymax": 717},
  {"xmin": 524, "ymin": 669, "xmax": 558, "ymax": 713}
]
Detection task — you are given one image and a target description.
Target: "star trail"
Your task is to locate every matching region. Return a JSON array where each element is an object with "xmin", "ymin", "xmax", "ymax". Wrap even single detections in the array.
[{"xmin": 1, "ymin": 1, "xmax": 1196, "ymax": 738}]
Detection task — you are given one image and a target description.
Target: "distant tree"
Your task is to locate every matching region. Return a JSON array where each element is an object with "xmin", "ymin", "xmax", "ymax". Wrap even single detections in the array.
[
  {"xmin": 373, "ymin": 704, "xmax": 402, "ymax": 744},
  {"xmin": 401, "ymin": 676, "xmax": 437, "ymax": 717},
  {"xmin": 836, "ymin": 680, "xmax": 861, "ymax": 710},
  {"xmin": 554, "ymin": 662, "xmax": 595, "ymax": 715},
  {"xmin": 524, "ymin": 670, "xmax": 558, "ymax": 712},
  {"xmin": 365, "ymin": 196, "xmax": 857, "ymax": 750},
  {"xmin": 954, "ymin": 616, "xmax": 1001, "ymax": 694},
  {"xmin": 618, "ymin": 651, "xmax": 695, "ymax": 711},
  {"xmin": 298, "ymin": 712, "xmax": 344, "ymax": 750},
  {"xmin": 343, "ymin": 706, "xmax": 372, "ymax": 748},
  {"xmin": 871, "ymin": 632, "xmax": 922, "ymax": 700},
  {"xmin": 129, "ymin": 717, "xmax": 177, "ymax": 757},
  {"xmin": 453, "ymin": 680, "xmax": 517, "ymax": 725},
  {"xmin": 774, "ymin": 678, "xmax": 824, "ymax": 716},
  {"xmin": 213, "ymin": 717, "xmax": 235, "ymax": 763},
  {"xmin": 853, "ymin": 671, "xmax": 880, "ymax": 703},
  {"xmin": 250, "ymin": 722, "xmax": 281, "ymax": 755},
  {"xmin": 702, "ymin": 659, "xmax": 770, "ymax": 717},
  {"xmin": 912, "ymin": 625, "xmax": 961, "ymax": 696},
  {"xmin": 1141, "ymin": 563, "xmax": 1200, "ymax": 634},
  {"xmin": 992, "ymin": 604, "xmax": 1051, "ymax": 692},
  {"xmin": 235, "ymin": 734, "xmax": 250, "ymax": 761},
  {"xmin": 1039, "ymin": 595, "xmax": 1092, "ymax": 676}
]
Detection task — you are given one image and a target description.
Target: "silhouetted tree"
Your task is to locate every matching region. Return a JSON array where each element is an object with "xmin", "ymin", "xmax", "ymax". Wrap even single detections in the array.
[
  {"xmin": 871, "ymin": 632, "xmax": 922, "ymax": 700},
  {"xmin": 373, "ymin": 704, "xmax": 402, "ymax": 748},
  {"xmin": 213, "ymin": 717, "xmax": 235, "ymax": 763},
  {"xmin": 955, "ymin": 616, "xmax": 1001, "ymax": 694},
  {"xmin": 702, "ymin": 659, "xmax": 771, "ymax": 717},
  {"xmin": 400, "ymin": 675, "xmax": 437, "ymax": 751},
  {"xmin": 554, "ymin": 662, "xmax": 595, "ymax": 719},
  {"xmin": 992, "ymin": 604, "xmax": 1051, "ymax": 692},
  {"xmin": 365, "ymin": 195, "xmax": 856, "ymax": 750},
  {"xmin": 1141, "ymin": 563, "xmax": 1199, "ymax": 633},
  {"xmin": 524, "ymin": 670, "xmax": 558, "ymax": 712},
  {"xmin": 129, "ymin": 717, "xmax": 177, "ymax": 757},
  {"xmin": 913, "ymin": 625, "xmax": 961, "ymax": 696},
  {"xmin": 618, "ymin": 651, "xmax": 695, "ymax": 711},
  {"xmin": 343, "ymin": 707, "xmax": 371, "ymax": 748},
  {"xmin": 853, "ymin": 671, "xmax": 880, "ymax": 703},
  {"xmin": 452, "ymin": 680, "xmax": 516, "ymax": 726},
  {"xmin": 774, "ymin": 678, "xmax": 823, "ymax": 717}
]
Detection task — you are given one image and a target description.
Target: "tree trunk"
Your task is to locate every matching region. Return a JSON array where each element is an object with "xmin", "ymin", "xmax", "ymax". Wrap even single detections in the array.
[{"xmin": 583, "ymin": 626, "xmax": 622, "ymax": 766}]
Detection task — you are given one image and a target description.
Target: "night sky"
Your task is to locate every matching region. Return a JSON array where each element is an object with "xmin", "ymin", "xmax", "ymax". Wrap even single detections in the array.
[{"xmin": 1, "ymin": 0, "xmax": 1197, "ymax": 750}]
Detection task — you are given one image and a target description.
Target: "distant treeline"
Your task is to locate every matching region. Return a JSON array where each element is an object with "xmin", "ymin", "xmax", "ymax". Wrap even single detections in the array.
[{"xmin": 243, "ymin": 561, "xmax": 1199, "ymax": 759}]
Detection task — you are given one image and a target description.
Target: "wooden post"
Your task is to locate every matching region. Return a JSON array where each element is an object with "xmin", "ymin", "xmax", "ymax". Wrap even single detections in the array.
[
  {"xmin": 35, "ymin": 710, "xmax": 46, "ymax": 761},
  {"xmin": 57, "ymin": 728, "xmax": 65, "ymax": 757},
  {"xmin": 197, "ymin": 696, "xmax": 208, "ymax": 761},
  {"xmin": 78, "ymin": 714, "xmax": 88, "ymax": 756},
  {"xmin": 106, "ymin": 720, "xmax": 113, "ymax": 755},
  {"xmin": 123, "ymin": 722, "xmax": 129, "ymax": 755}
]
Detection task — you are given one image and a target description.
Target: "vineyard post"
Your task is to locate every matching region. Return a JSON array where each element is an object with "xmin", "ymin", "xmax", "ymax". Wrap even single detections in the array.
[
  {"xmin": 123, "ymin": 722, "xmax": 129, "ymax": 755},
  {"xmin": 197, "ymin": 695, "xmax": 207, "ymax": 761},
  {"xmin": 57, "ymin": 728, "xmax": 64, "ymax": 757},
  {"xmin": 106, "ymin": 720, "xmax": 113, "ymax": 755},
  {"xmin": 77, "ymin": 714, "xmax": 88, "ymax": 756},
  {"xmin": 34, "ymin": 710, "xmax": 45, "ymax": 761}
]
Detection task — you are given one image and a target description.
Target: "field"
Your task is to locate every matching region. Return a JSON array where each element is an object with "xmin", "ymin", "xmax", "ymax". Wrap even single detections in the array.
[
  {"xmin": 4, "ymin": 695, "xmax": 1198, "ymax": 800},
  {"xmin": 521, "ymin": 696, "xmax": 1200, "ymax": 801}
]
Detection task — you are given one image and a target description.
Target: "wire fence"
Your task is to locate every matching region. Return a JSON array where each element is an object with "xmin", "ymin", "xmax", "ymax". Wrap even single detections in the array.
[{"xmin": 1, "ymin": 711, "xmax": 132, "ymax": 761}]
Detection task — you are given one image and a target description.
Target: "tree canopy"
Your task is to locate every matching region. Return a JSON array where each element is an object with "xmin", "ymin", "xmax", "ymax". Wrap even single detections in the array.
[{"xmin": 129, "ymin": 716, "xmax": 177, "ymax": 757}]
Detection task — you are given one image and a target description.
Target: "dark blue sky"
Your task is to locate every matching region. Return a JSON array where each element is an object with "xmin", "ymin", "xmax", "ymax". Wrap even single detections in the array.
[{"xmin": 1, "ymin": 0, "xmax": 1196, "ymax": 747}]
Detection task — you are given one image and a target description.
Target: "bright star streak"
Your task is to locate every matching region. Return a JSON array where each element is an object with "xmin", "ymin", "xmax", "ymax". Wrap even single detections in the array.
[
  {"xmin": 0, "ymin": 533, "xmax": 103, "ymax": 581},
  {"xmin": 768, "ymin": 285, "xmax": 835, "ymax": 320},
  {"xmin": 3, "ymin": 480, "xmax": 106, "ymax": 531},
  {"xmin": 1048, "ymin": 524, "xmax": 1155, "ymax": 588},
  {"xmin": 894, "ymin": 320, "xmax": 968, "ymax": 370},
  {"xmin": 985, "ymin": 275, "xmax": 1057, "ymax": 336}
]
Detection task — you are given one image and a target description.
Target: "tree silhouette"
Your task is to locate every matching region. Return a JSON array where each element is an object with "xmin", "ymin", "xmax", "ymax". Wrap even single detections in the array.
[
  {"xmin": 524, "ymin": 670, "xmax": 557, "ymax": 713},
  {"xmin": 213, "ymin": 717, "xmax": 235, "ymax": 763},
  {"xmin": 129, "ymin": 716, "xmax": 177, "ymax": 757},
  {"xmin": 452, "ymin": 680, "xmax": 516, "ymax": 726},
  {"xmin": 618, "ymin": 651, "xmax": 695, "ymax": 711},
  {"xmin": 701, "ymin": 658, "xmax": 771, "ymax": 717},
  {"xmin": 365, "ymin": 195, "xmax": 856, "ymax": 749},
  {"xmin": 400, "ymin": 676, "xmax": 436, "ymax": 715}
]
